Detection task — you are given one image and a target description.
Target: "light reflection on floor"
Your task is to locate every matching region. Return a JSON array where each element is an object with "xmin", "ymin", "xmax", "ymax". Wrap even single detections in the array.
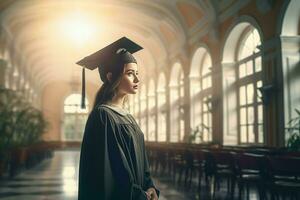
[
  {"xmin": 0, "ymin": 151, "xmax": 80, "ymax": 200},
  {"xmin": 0, "ymin": 150, "xmax": 179, "ymax": 200},
  {"xmin": 0, "ymin": 150, "xmax": 264, "ymax": 200}
]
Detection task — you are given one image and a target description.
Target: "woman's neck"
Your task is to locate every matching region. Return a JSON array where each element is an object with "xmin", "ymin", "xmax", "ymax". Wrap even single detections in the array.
[{"xmin": 107, "ymin": 93, "xmax": 126, "ymax": 108}]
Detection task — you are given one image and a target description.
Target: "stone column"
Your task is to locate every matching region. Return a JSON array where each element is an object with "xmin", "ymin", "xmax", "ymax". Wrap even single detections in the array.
[
  {"xmin": 279, "ymin": 36, "xmax": 300, "ymax": 146},
  {"xmin": 183, "ymin": 75, "xmax": 191, "ymax": 143},
  {"xmin": 219, "ymin": 62, "xmax": 237, "ymax": 145},
  {"xmin": 258, "ymin": 36, "xmax": 300, "ymax": 147},
  {"xmin": 0, "ymin": 59, "xmax": 7, "ymax": 87}
]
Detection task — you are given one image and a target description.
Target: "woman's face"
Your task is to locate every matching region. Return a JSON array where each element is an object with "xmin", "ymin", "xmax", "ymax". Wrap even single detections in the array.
[{"xmin": 117, "ymin": 63, "xmax": 139, "ymax": 95}]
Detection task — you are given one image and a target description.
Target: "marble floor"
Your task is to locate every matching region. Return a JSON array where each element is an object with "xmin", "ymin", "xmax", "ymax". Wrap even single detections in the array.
[{"xmin": 0, "ymin": 150, "xmax": 201, "ymax": 200}]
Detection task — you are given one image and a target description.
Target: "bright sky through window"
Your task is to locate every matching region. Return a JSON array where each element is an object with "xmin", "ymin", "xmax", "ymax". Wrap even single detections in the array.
[
  {"xmin": 239, "ymin": 29, "xmax": 261, "ymax": 59},
  {"xmin": 64, "ymin": 94, "xmax": 88, "ymax": 113}
]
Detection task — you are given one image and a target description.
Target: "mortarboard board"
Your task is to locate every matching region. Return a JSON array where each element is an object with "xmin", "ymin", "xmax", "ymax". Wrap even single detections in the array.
[{"xmin": 76, "ymin": 37, "xmax": 143, "ymax": 108}]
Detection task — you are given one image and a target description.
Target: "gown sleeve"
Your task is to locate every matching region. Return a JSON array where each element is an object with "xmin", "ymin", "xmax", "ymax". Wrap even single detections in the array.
[
  {"xmin": 78, "ymin": 108, "xmax": 109, "ymax": 199},
  {"xmin": 78, "ymin": 108, "xmax": 149, "ymax": 200}
]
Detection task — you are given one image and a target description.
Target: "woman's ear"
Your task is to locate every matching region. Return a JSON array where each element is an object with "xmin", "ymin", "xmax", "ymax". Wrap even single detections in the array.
[{"xmin": 106, "ymin": 72, "xmax": 112, "ymax": 82}]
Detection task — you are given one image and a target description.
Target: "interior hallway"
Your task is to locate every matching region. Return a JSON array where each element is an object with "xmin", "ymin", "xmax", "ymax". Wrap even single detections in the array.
[{"xmin": 0, "ymin": 150, "xmax": 197, "ymax": 200}]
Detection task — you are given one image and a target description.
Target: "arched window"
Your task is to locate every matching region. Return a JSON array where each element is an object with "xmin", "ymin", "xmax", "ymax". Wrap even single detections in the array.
[
  {"xmin": 128, "ymin": 94, "xmax": 134, "ymax": 114},
  {"xmin": 147, "ymin": 79, "xmax": 156, "ymax": 141},
  {"xmin": 134, "ymin": 89, "xmax": 140, "ymax": 117},
  {"xmin": 5, "ymin": 62, "xmax": 12, "ymax": 89},
  {"xmin": 139, "ymin": 84, "xmax": 147, "ymax": 139},
  {"xmin": 12, "ymin": 66, "xmax": 19, "ymax": 91},
  {"xmin": 62, "ymin": 94, "xmax": 89, "ymax": 141},
  {"xmin": 190, "ymin": 48, "xmax": 213, "ymax": 143},
  {"xmin": 237, "ymin": 27, "xmax": 263, "ymax": 144},
  {"xmin": 1, "ymin": 51, "xmax": 10, "ymax": 89},
  {"xmin": 157, "ymin": 73, "xmax": 167, "ymax": 142},
  {"xmin": 223, "ymin": 22, "xmax": 263, "ymax": 145},
  {"xmin": 0, "ymin": 60, "xmax": 6, "ymax": 88},
  {"xmin": 169, "ymin": 62, "xmax": 184, "ymax": 142},
  {"xmin": 4, "ymin": 68, "xmax": 10, "ymax": 89}
]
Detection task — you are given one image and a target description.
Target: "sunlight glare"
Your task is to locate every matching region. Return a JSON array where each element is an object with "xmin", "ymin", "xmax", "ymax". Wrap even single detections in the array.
[{"xmin": 60, "ymin": 12, "xmax": 96, "ymax": 44}]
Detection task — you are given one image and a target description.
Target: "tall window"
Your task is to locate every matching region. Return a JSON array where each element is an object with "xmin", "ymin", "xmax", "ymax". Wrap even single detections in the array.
[
  {"xmin": 134, "ymin": 90, "xmax": 140, "ymax": 117},
  {"xmin": 179, "ymin": 72, "xmax": 185, "ymax": 141},
  {"xmin": 128, "ymin": 95, "xmax": 134, "ymax": 114},
  {"xmin": 139, "ymin": 85, "xmax": 147, "ymax": 139},
  {"xmin": 2, "ymin": 52, "xmax": 10, "ymax": 89},
  {"xmin": 63, "ymin": 94, "xmax": 89, "ymax": 141},
  {"xmin": 190, "ymin": 48, "xmax": 213, "ymax": 143},
  {"xmin": 237, "ymin": 27, "xmax": 263, "ymax": 144},
  {"xmin": 157, "ymin": 73, "xmax": 167, "ymax": 142},
  {"xmin": 0, "ymin": 58, "xmax": 8, "ymax": 89},
  {"xmin": 169, "ymin": 63, "xmax": 184, "ymax": 142},
  {"xmin": 5, "ymin": 68, "xmax": 10, "ymax": 89},
  {"xmin": 5, "ymin": 63, "xmax": 12, "ymax": 89},
  {"xmin": 147, "ymin": 80, "xmax": 156, "ymax": 141},
  {"xmin": 12, "ymin": 66, "xmax": 19, "ymax": 91}
]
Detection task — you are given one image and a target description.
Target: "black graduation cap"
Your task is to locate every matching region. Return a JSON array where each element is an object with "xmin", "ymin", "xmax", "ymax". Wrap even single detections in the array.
[{"xmin": 76, "ymin": 37, "xmax": 143, "ymax": 108}]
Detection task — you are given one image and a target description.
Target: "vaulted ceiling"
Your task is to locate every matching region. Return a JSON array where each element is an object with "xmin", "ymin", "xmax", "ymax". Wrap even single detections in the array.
[{"xmin": 0, "ymin": 0, "xmax": 217, "ymax": 89}]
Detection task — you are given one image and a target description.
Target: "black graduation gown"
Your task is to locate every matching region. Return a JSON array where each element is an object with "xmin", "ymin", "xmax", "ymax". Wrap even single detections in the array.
[{"xmin": 78, "ymin": 105, "xmax": 159, "ymax": 200}]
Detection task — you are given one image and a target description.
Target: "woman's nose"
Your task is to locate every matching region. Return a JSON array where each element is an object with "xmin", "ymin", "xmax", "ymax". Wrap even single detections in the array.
[{"xmin": 134, "ymin": 75, "xmax": 139, "ymax": 83}]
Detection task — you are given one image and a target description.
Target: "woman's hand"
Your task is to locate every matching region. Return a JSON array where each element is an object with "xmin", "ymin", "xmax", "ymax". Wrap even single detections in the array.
[
  {"xmin": 145, "ymin": 187, "xmax": 158, "ymax": 200},
  {"xmin": 145, "ymin": 191, "xmax": 151, "ymax": 200}
]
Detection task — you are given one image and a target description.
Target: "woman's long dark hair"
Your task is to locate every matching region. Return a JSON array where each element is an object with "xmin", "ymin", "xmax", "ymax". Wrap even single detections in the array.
[{"xmin": 93, "ymin": 64, "xmax": 125, "ymax": 109}]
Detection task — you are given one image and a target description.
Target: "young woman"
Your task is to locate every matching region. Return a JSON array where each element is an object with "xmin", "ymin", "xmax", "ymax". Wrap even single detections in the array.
[{"xmin": 77, "ymin": 37, "xmax": 159, "ymax": 200}]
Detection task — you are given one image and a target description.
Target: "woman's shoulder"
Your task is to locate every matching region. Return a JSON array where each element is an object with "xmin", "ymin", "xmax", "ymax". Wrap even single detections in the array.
[
  {"xmin": 96, "ymin": 104, "xmax": 130, "ymax": 116},
  {"xmin": 92, "ymin": 104, "xmax": 115, "ymax": 117},
  {"xmin": 87, "ymin": 105, "xmax": 111, "ymax": 122},
  {"xmin": 92, "ymin": 105, "xmax": 134, "ymax": 127},
  {"xmin": 92, "ymin": 104, "xmax": 126, "ymax": 120}
]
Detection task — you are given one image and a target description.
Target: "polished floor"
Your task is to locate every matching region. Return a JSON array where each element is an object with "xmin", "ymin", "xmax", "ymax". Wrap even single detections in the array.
[
  {"xmin": 0, "ymin": 150, "xmax": 263, "ymax": 200},
  {"xmin": 0, "ymin": 150, "xmax": 205, "ymax": 200}
]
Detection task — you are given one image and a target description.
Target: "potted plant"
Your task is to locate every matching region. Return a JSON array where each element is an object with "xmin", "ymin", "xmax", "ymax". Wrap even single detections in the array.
[
  {"xmin": 10, "ymin": 104, "xmax": 48, "ymax": 176},
  {"xmin": 0, "ymin": 87, "xmax": 23, "ymax": 177},
  {"xmin": 0, "ymin": 87, "xmax": 48, "ymax": 177},
  {"xmin": 286, "ymin": 108, "xmax": 300, "ymax": 151},
  {"xmin": 10, "ymin": 105, "xmax": 33, "ymax": 173},
  {"xmin": 188, "ymin": 126, "xmax": 200, "ymax": 144},
  {"xmin": 188, "ymin": 123, "xmax": 210, "ymax": 144}
]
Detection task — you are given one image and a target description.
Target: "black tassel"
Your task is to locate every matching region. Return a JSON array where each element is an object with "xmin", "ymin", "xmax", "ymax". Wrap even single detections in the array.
[{"xmin": 81, "ymin": 68, "xmax": 86, "ymax": 109}]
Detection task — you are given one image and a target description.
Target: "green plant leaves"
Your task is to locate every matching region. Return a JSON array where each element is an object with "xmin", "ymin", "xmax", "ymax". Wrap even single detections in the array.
[
  {"xmin": 0, "ymin": 87, "xmax": 48, "ymax": 155},
  {"xmin": 286, "ymin": 108, "xmax": 300, "ymax": 151}
]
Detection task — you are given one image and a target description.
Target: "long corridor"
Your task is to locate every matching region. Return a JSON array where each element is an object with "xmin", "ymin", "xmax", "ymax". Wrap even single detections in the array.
[{"xmin": 0, "ymin": 150, "xmax": 196, "ymax": 200}]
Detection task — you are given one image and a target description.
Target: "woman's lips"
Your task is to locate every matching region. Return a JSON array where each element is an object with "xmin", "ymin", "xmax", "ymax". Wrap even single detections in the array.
[{"xmin": 133, "ymin": 85, "xmax": 138, "ymax": 89}]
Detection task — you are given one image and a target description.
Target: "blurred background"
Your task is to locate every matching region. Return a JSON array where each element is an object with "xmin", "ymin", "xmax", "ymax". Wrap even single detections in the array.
[{"xmin": 0, "ymin": 0, "xmax": 299, "ymax": 199}]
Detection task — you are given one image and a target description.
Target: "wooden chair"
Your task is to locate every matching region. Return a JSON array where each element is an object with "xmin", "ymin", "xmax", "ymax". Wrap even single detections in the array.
[
  {"xmin": 208, "ymin": 150, "xmax": 237, "ymax": 198},
  {"xmin": 235, "ymin": 153, "xmax": 266, "ymax": 200},
  {"xmin": 266, "ymin": 156, "xmax": 300, "ymax": 200}
]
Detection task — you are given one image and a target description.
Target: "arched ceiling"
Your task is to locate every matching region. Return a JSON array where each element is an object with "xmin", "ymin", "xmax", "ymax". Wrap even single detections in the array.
[{"xmin": 0, "ymin": 0, "xmax": 216, "ymax": 89}]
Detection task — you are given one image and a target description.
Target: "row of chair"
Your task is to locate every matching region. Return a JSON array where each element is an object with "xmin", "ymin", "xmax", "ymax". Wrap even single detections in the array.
[{"xmin": 146, "ymin": 143, "xmax": 300, "ymax": 200}]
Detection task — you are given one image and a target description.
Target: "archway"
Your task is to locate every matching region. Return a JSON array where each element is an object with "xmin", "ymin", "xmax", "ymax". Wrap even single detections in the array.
[
  {"xmin": 189, "ymin": 47, "xmax": 213, "ymax": 143},
  {"xmin": 157, "ymin": 73, "xmax": 167, "ymax": 142},
  {"xmin": 222, "ymin": 20, "xmax": 263, "ymax": 145},
  {"xmin": 169, "ymin": 62, "xmax": 184, "ymax": 142}
]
